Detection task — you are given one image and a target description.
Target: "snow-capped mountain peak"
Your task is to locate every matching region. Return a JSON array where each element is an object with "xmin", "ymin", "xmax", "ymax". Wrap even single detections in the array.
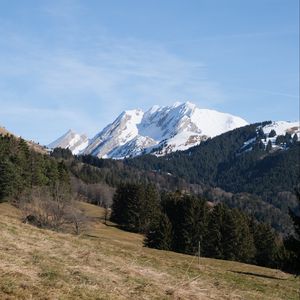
[
  {"xmin": 48, "ymin": 101, "xmax": 249, "ymax": 158},
  {"xmin": 80, "ymin": 101, "xmax": 248, "ymax": 158},
  {"xmin": 48, "ymin": 129, "xmax": 88, "ymax": 155}
]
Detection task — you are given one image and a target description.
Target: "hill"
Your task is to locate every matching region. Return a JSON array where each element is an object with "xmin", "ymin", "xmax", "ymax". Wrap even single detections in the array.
[
  {"xmin": 0, "ymin": 125, "xmax": 47, "ymax": 155},
  {"xmin": 0, "ymin": 202, "xmax": 299, "ymax": 300},
  {"xmin": 125, "ymin": 122, "xmax": 300, "ymax": 233}
]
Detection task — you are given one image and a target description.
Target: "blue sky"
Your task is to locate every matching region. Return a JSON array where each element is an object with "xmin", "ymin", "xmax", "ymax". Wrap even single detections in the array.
[{"xmin": 0, "ymin": 0, "xmax": 299, "ymax": 144}]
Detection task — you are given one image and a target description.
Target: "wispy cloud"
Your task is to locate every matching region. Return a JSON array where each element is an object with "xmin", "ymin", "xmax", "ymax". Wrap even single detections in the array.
[{"xmin": 0, "ymin": 13, "xmax": 226, "ymax": 143}]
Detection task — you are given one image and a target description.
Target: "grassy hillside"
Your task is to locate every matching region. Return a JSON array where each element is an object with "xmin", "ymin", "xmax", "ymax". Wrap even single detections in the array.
[
  {"xmin": 0, "ymin": 126, "xmax": 47, "ymax": 154},
  {"xmin": 0, "ymin": 202, "xmax": 299, "ymax": 300}
]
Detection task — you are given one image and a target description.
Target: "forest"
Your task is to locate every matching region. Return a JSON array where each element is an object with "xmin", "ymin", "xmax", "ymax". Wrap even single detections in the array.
[{"xmin": 111, "ymin": 183, "xmax": 300, "ymax": 273}]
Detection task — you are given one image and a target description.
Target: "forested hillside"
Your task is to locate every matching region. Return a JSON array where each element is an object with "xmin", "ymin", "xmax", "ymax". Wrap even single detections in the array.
[
  {"xmin": 1, "ymin": 125, "xmax": 298, "ymax": 236},
  {"xmin": 50, "ymin": 124, "xmax": 299, "ymax": 234},
  {"xmin": 125, "ymin": 122, "xmax": 300, "ymax": 232},
  {"xmin": 0, "ymin": 134, "xmax": 70, "ymax": 202}
]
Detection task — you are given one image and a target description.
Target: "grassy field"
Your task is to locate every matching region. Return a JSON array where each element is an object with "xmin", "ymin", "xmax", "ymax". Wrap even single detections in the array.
[{"xmin": 0, "ymin": 201, "xmax": 299, "ymax": 300}]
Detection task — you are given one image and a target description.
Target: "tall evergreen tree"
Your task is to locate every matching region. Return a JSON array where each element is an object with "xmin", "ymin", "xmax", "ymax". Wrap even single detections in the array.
[
  {"xmin": 203, "ymin": 204, "xmax": 225, "ymax": 259},
  {"xmin": 284, "ymin": 188, "xmax": 300, "ymax": 273},
  {"xmin": 269, "ymin": 129, "xmax": 276, "ymax": 137},
  {"xmin": 251, "ymin": 222, "xmax": 278, "ymax": 267},
  {"xmin": 0, "ymin": 159, "xmax": 17, "ymax": 201},
  {"xmin": 292, "ymin": 133, "xmax": 298, "ymax": 143},
  {"xmin": 144, "ymin": 213, "xmax": 172, "ymax": 250},
  {"xmin": 266, "ymin": 140, "xmax": 272, "ymax": 152}
]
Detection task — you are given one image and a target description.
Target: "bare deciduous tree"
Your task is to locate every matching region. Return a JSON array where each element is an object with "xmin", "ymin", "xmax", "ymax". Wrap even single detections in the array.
[{"xmin": 18, "ymin": 185, "xmax": 89, "ymax": 234}]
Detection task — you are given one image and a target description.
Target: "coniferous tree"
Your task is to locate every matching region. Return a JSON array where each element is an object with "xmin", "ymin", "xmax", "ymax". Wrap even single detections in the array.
[
  {"xmin": 0, "ymin": 159, "xmax": 17, "ymax": 201},
  {"xmin": 252, "ymin": 222, "xmax": 278, "ymax": 267},
  {"xmin": 234, "ymin": 213, "xmax": 256, "ymax": 263},
  {"xmin": 175, "ymin": 195, "xmax": 202, "ymax": 254},
  {"xmin": 292, "ymin": 133, "xmax": 298, "ymax": 143},
  {"xmin": 284, "ymin": 188, "xmax": 300, "ymax": 273},
  {"xmin": 269, "ymin": 129, "xmax": 276, "ymax": 137},
  {"xmin": 110, "ymin": 183, "xmax": 160, "ymax": 233},
  {"xmin": 141, "ymin": 184, "xmax": 161, "ymax": 232},
  {"xmin": 203, "ymin": 204, "xmax": 225, "ymax": 259},
  {"xmin": 144, "ymin": 213, "xmax": 172, "ymax": 250},
  {"xmin": 266, "ymin": 140, "xmax": 272, "ymax": 152}
]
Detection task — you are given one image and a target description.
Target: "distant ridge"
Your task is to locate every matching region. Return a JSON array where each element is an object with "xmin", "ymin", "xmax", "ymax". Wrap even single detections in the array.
[{"xmin": 48, "ymin": 101, "xmax": 248, "ymax": 158}]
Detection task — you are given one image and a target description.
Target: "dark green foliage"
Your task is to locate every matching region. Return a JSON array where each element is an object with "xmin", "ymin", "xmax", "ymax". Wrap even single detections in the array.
[
  {"xmin": 51, "ymin": 147, "xmax": 73, "ymax": 160},
  {"xmin": 284, "ymin": 188, "xmax": 300, "ymax": 273},
  {"xmin": 125, "ymin": 122, "xmax": 299, "ymax": 234},
  {"xmin": 0, "ymin": 135, "xmax": 70, "ymax": 202},
  {"xmin": 110, "ymin": 183, "xmax": 160, "ymax": 233},
  {"xmin": 251, "ymin": 222, "xmax": 278, "ymax": 268},
  {"xmin": 266, "ymin": 140, "xmax": 272, "ymax": 152},
  {"xmin": 142, "ymin": 192, "xmax": 279, "ymax": 268},
  {"xmin": 269, "ymin": 129, "xmax": 276, "ymax": 137},
  {"xmin": 144, "ymin": 213, "xmax": 173, "ymax": 250},
  {"xmin": 292, "ymin": 134, "xmax": 298, "ymax": 143},
  {"xmin": 204, "ymin": 204, "xmax": 224, "ymax": 259},
  {"xmin": 0, "ymin": 159, "xmax": 20, "ymax": 200},
  {"xmin": 161, "ymin": 193, "xmax": 208, "ymax": 254},
  {"xmin": 203, "ymin": 205, "xmax": 256, "ymax": 263},
  {"xmin": 275, "ymin": 135, "xmax": 285, "ymax": 146}
]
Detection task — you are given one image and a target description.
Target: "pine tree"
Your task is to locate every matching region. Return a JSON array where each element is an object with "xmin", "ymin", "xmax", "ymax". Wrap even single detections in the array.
[
  {"xmin": 141, "ymin": 184, "xmax": 161, "ymax": 232},
  {"xmin": 203, "ymin": 204, "xmax": 225, "ymax": 259},
  {"xmin": 0, "ymin": 159, "xmax": 17, "ymax": 201},
  {"xmin": 221, "ymin": 208, "xmax": 238, "ymax": 260},
  {"xmin": 176, "ymin": 195, "xmax": 202, "ymax": 254},
  {"xmin": 234, "ymin": 213, "xmax": 256, "ymax": 263},
  {"xmin": 269, "ymin": 129, "xmax": 276, "ymax": 138},
  {"xmin": 284, "ymin": 188, "xmax": 300, "ymax": 273},
  {"xmin": 144, "ymin": 213, "xmax": 172, "ymax": 250},
  {"xmin": 252, "ymin": 222, "xmax": 278, "ymax": 267},
  {"xmin": 266, "ymin": 140, "xmax": 272, "ymax": 152},
  {"xmin": 110, "ymin": 184, "xmax": 128, "ymax": 225},
  {"xmin": 292, "ymin": 133, "xmax": 298, "ymax": 143}
]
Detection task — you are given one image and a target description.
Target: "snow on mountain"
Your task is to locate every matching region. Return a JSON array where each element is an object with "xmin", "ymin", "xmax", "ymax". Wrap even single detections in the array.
[
  {"xmin": 82, "ymin": 101, "xmax": 248, "ymax": 158},
  {"xmin": 262, "ymin": 121, "xmax": 299, "ymax": 137},
  {"xmin": 83, "ymin": 109, "xmax": 145, "ymax": 158},
  {"xmin": 241, "ymin": 121, "xmax": 300, "ymax": 153},
  {"xmin": 48, "ymin": 102, "xmax": 249, "ymax": 158},
  {"xmin": 48, "ymin": 129, "xmax": 89, "ymax": 155},
  {"xmin": 261, "ymin": 121, "xmax": 300, "ymax": 150}
]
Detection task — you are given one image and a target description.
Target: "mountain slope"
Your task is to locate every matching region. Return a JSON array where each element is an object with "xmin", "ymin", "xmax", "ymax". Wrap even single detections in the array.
[
  {"xmin": 82, "ymin": 101, "xmax": 248, "ymax": 158},
  {"xmin": 0, "ymin": 125, "xmax": 47, "ymax": 154},
  {"xmin": 48, "ymin": 129, "xmax": 88, "ymax": 155},
  {"xmin": 125, "ymin": 121, "xmax": 300, "ymax": 232}
]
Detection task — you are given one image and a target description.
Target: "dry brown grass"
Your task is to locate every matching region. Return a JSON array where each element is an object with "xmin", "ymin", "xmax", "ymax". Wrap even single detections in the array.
[{"xmin": 0, "ymin": 202, "xmax": 299, "ymax": 300}]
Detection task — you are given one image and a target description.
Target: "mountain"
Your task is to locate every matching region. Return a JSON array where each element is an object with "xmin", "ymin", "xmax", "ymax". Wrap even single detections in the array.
[
  {"xmin": 78, "ymin": 101, "xmax": 248, "ymax": 158},
  {"xmin": 125, "ymin": 120, "xmax": 300, "ymax": 232},
  {"xmin": 48, "ymin": 129, "xmax": 88, "ymax": 155}
]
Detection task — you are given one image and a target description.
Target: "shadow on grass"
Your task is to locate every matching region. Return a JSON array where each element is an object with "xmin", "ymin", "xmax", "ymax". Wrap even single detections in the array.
[{"xmin": 229, "ymin": 270, "xmax": 286, "ymax": 280}]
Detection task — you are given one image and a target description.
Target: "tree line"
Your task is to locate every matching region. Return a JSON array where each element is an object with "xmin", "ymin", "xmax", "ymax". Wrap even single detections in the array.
[
  {"xmin": 0, "ymin": 135, "xmax": 70, "ymax": 202},
  {"xmin": 111, "ymin": 183, "xmax": 300, "ymax": 273}
]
